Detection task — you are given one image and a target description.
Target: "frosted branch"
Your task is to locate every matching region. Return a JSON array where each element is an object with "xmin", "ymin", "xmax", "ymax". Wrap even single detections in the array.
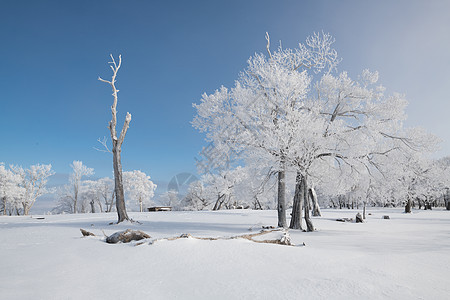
[
  {"xmin": 94, "ymin": 137, "xmax": 112, "ymax": 154},
  {"xmin": 265, "ymin": 32, "xmax": 272, "ymax": 59}
]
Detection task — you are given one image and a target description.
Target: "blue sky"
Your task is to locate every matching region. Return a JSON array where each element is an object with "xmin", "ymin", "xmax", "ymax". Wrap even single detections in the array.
[{"xmin": 1, "ymin": 0, "xmax": 449, "ymax": 195}]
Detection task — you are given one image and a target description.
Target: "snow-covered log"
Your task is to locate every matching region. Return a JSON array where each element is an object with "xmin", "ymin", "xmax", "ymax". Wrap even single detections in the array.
[{"xmin": 106, "ymin": 229, "xmax": 151, "ymax": 244}]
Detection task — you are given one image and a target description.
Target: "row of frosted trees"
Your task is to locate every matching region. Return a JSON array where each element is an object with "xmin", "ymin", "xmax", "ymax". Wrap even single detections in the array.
[
  {"xmin": 0, "ymin": 163, "xmax": 54, "ymax": 215},
  {"xmin": 53, "ymin": 161, "xmax": 157, "ymax": 214},
  {"xmin": 0, "ymin": 161, "xmax": 156, "ymax": 216},
  {"xmin": 181, "ymin": 155, "xmax": 450, "ymax": 212}
]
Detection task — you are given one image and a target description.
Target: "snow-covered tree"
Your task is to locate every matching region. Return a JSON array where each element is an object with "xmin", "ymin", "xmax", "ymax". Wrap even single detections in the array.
[
  {"xmin": 160, "ymin": 190, "xmax": 181, "ymax": 210},
  {"xmin": 194, "ymin": 32, "xmax": 439, "ymax": 229},
  {"xmin": 0, "ymin": 163, "xmax": 25, "ymax": 215},
  {"xmin": 68, "ymin": 161, "xmax": 94, "ymax": 213},
  {"xmin": 80, "ymin": 180, "xmax": 104, "ymax": 213},
  {"xmin": 183, "ymin": 181, "xmax": 210, "ymax": 210},
  {"xmin": 97, "ymin": 177, "xmax": 115, "ymax": 212},
  {"xmin": 201, "ymin": 166, "xmax": 247, "ymax": 210},
  {"xmin": 54, "ymin": 161, "xmax": 94, "ymax": 214},
  {"xmin": 123, "ymin": 170, "xmax": 156, "ymax": 212},
  {"xmin": 286, "ymin": 68, "xmax": 412, "ymax": 230},
  {"xmin": 10, "ymin": 164, "xmax": 54, "ymax": 215},
  {"xmin": 193, "ymin": 32, "xmax": 339, "ymax": 227}
]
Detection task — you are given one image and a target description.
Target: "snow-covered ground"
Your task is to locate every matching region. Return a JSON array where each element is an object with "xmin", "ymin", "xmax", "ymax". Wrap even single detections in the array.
[{"xmin": 1, "ymin": 208, "xmax": 449, "ymax": 299}]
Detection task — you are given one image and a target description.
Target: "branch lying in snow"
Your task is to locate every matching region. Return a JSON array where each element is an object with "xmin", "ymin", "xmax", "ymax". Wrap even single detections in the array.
[
  {"xmin": 146, "ymin": 229, "xmax": 296, "ymax": 247},
  {"xmin": 80, "ymin": 229, "xmax": 95, "ymax": 237}
]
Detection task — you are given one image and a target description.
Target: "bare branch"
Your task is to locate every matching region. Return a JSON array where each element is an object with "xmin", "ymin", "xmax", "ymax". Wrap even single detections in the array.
[
  {"xmin": 98, "ymin": 77, "xmax": 111, "ymax": 84},
  {"xmin": 118, "ymin": 112, "xmax": 132, "ymax": 146},
  {"xmin": 94, "ymin": 137, "xmax": 112, "ymax": 154},
  {"xmin": 265, "ymin": 32, "xmax": 272, "ymax": 59}
]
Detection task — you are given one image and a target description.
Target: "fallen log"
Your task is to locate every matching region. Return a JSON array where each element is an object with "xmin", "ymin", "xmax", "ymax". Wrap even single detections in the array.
[
  {"xmin": 336, "ymin": 218, "xmax": 353, "ymax": 222},
  {"xmin": 106, "ymin": 229, "xmax": 151, "ymax": 244}
]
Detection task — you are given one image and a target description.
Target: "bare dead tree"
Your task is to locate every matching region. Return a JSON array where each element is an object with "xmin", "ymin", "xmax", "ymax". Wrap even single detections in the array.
[{"xmin": 99, "ymin": 54, "xmax": 131, "ymax": 223}]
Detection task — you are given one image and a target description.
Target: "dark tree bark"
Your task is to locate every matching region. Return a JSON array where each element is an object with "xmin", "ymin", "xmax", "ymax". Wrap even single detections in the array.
[
  {"xmin": 253, "ymin": 196, "xmax": 263, "ymax": 210},
  {"xmin": 90, "ymin": 200, "xmax": 95, "ymax": 213},
  {"xmin": 277, "ymin": 160, "xmax": 287, "ymax": 228},
  {"xmin": 303, "ymin": 175, "xmax": 314, "ymax": 232},
  {"xmin": 113, "ymin": 146, "xmax": 129, "ymax": 222},
  {"xmin": 363, "ymin": 201, "xmax": 366, "ymax": 219},
  {"xmin": 405, "ymin": 196, "xmax": 412, "ymax": 213},
  {"xmin": 213, "ymin": 194, "xmax": 226, "ymax": 210},
  {"xmin": 355, "ymin": 212, "xmax": 363, "ymax": 223},
  {"xmin": 289, "ymin": 172, "xmax": 303, "ymax": 230}
]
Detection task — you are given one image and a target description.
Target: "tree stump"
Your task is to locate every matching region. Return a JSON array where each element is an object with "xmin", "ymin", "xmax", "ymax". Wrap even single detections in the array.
[{"xmin": 356, "ymin": 213, "xmax": 364, "ymax": 223}]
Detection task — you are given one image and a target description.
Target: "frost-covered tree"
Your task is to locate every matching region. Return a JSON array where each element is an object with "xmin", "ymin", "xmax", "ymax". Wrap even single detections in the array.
[
  {"xmin": 0, "ymin": 163, "xmax": 25, "ymax": 215},
  {"xmin": 54, "ymin": 176, "xmax": 115, "ymax": 214},
  {"xmin": 433, "ymin": 157, "xmax": 450, "ymax": 210},
  {"xmin": 97, "ymin": 177, "xmax": 115, "ymax": 212},
  {"xmin": 69, "ymin": 161, "xmax": 94, "ymax": 213},
  {"xmin": 201, "ymin": 166, "xmax": 247, "ymax": 210},
  {"xmin": 193, "ymin": 32, "xmax": 339, "ymax": 227},
  {"xmin": 123, "ymin": 170, "xmax": 156, "ymax": 212},
  {"xmin": 194, "ymin": 32, "xmax": 438, "ymax": 229},
  {"xmin": 286, "ymin": 68, "xmax": 414, "ymax": 230},
  {"xmin": 183, "ymin": 181, "xmax": 210, "ymax": 210},
  {"xmin": 81, "ymin": 180, "xmax": 104, "ymax": 213},
  {"xmin": 10, "ymin": 164, "xmax": 54, "ymax": 215},
  {"xmin": 160, "ymin": 190, "xmax": 180, "ymax": 209},
  {"xmin": 99, "ymin": 54, "xmax": 132, "ymax": 223},
  {"xmin": 234, "ymin": 165, "xmax": 277, "ymax": 210}
]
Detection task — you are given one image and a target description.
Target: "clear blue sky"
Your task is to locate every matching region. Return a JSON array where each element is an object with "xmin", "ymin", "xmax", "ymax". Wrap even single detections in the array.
[{"xmin": 1, "ymin": 0, "xmax": 449, "ymax": 193}]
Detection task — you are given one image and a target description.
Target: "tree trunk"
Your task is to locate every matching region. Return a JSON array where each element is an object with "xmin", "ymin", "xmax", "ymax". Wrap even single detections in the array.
[
  {"xmin": 213, "ymin": 194, "xmax": 225, "ymax": 210},
  {"xmin": 303, "ymin": 175, "xmax": 314, "ymax": 232},
  {"xmin": 98, "ymin": 200, "xmax": 103, "ymax": 213},
  {"xmin": 107, "ymin": 192, "xmax": 115, "ymax": 212},
  {"xmin": 253, "ymin": 196, "xmax": 263, "ymax": 210},
  {"xmin": 363, "ymin": 201, "xmax": 366, "ymax": 219},
  {"xmin": 23, "ymin": 202, "xmax": 31, "ymax": 216},
  {"xmin": 1, "ymin": 197, "xmax": 5, "ymax": 215},
  {"xmin": 310, "ymin": 187, "xmax": 321, "ymax": 217},
  {"xmin": 277, "ymin": 161, "xmax": 287, "ymax": 228},
  {"xmin": 73, "ymin": 185, "xmax": 78, "ymax": 214},
  {"xmin": 90, "ymin": 200, "xmax": 95, "ymax": 213},
  {"xmin": 113, "ymin": 146, "xmax": 129, "ymax": 223},
  {"xmin": 405, "ymin": 196, "xmax": 412, "ymax": 213},
  {"xmin": 100, "ymin": 55, "xmax": 131, "ymax": 223},
  {"xmin": 289, "ymin": 172, "xmax": 303, "ymax": 230}
]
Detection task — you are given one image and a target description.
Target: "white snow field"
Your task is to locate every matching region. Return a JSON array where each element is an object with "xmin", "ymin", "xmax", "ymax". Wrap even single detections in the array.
[{"xmin": 1, "ymin": 208, "xmax": 449, "ymax": 299}]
